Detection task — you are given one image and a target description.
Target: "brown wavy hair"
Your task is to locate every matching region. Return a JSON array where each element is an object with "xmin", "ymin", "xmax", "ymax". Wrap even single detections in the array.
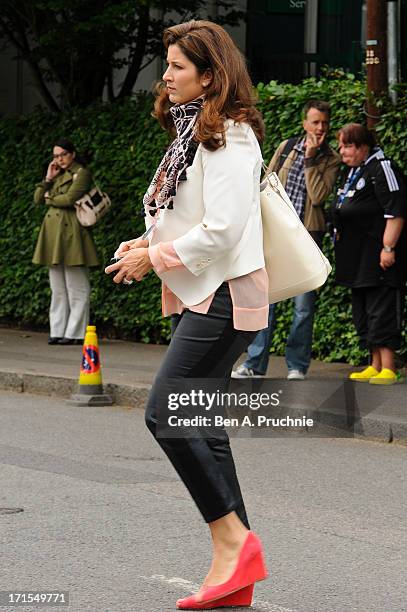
[{"xmin": 154, "ymin": 20, "xmax": 264, "ymax": 150}]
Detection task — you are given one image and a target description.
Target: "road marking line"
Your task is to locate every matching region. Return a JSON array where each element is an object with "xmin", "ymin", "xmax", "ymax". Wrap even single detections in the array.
[
  {"xmin": 253, "ymin": 601, "xmax": 295, "ymax": 612},
  {"xmin": 139, "ymin": 575, "xmax": 295, "ymax": 611},
  {"xmin": 140, "ymin": 574, "xmax": 199, "ymax": 589}
]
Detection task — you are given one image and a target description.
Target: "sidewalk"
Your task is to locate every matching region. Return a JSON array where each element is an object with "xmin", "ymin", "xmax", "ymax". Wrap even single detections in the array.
[{"xmin": 0, "ymin": 327, "xmax": 406, "ymax": 444}]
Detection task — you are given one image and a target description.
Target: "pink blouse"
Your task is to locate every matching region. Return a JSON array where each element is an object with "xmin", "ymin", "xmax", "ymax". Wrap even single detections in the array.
[{"xmin": 149, "ymin": 241, "xmax": 269, "ymax": 332}]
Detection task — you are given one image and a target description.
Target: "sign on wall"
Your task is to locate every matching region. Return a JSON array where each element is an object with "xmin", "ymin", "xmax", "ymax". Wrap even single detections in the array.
[{"xmin": 264, "ymin": 0, "xmax": 306, "ymax": 13}]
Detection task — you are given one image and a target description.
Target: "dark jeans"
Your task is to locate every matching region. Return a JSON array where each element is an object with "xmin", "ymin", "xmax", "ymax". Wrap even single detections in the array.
[
  {"xmin": 243, "ymin": 231, "xmax": 323, "ymax": 375},
  {"xmin": 145, "ymin": 283, "xmax": 257, "ymax": 525},
  {"xmin": 244, "ymin": 290, "xmax": 316, "ymax": 375}
]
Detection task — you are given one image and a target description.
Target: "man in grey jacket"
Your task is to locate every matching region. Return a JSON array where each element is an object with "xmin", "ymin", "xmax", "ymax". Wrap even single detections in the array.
[{"xmin": 232, "ymin": 100, "xmax": 341, "ymax": 380}]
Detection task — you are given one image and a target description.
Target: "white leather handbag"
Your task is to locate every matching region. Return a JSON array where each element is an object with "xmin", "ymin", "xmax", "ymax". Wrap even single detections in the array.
[{"xmin": 260, "ymin": 170, "xmax": 331, "ymax": 304}]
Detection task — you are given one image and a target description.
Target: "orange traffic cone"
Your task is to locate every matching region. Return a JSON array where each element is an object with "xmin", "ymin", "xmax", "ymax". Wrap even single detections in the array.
[{"xmin": 68, "ymin": 325, "xmax": 113, "ymax": 406}]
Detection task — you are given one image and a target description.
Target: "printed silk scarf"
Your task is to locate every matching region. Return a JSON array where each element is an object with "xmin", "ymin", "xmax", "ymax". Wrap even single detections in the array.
[{"xmin": 143, "ymin": 97, "xmax": 203, "ymax": 216}]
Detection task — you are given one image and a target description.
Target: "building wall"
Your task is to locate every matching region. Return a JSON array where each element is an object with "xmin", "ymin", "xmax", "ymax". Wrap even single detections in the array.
[
  {"xmin": 246, "ymin": 0, "xmax": 365, "ymax": 84},
  {"xmin": 0, "ymin": 48, "xmax": 42, "ymax": 115}
]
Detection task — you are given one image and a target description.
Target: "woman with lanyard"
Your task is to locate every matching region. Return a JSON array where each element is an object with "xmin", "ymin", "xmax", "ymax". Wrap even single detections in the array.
[
  {"xmin": 105, "ymin": 20, "xmax": 269, "ymax": 610},
  {"xmin": 333, "ymin": 123, "xmax": 407, "ymax": 384}
]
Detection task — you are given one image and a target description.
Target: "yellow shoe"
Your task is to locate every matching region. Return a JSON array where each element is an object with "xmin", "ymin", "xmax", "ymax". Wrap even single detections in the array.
[
  {"xmin": 349, "ymin": 365, "xmax": 379, "ymax": 382},
  {"xmin": 369, "ymin": 368, "xmax": 402, "ymax": 385}
]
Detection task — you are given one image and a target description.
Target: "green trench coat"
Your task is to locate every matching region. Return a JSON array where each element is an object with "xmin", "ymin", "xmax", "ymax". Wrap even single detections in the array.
[{"xmin": 32, "ymin": 161, "xmax": 100, "ymax": 267}]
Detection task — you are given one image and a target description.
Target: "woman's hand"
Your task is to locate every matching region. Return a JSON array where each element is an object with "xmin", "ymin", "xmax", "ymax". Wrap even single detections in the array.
[
  {"xmin": 380, "ymin": 249, "xmax": 396, "ymax": 270},
  {"xmin": 105, "ymin": 247, "xmax": 152, "ymax": 283},
  {"xmin": 46, "ymin": 161, "xmax": 60, "ymax": 181},
  {"xmin": 114, "ymin": 237, "xmax": 149, "ymax": 258},
  {"xmin": 381, "ymin": 218, "xmax": 404, "ymax": 270}
]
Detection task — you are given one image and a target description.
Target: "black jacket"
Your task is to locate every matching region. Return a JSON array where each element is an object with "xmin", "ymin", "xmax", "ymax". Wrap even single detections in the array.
[{"xmin": 333, "ymin": 148, "xmax": 407, "ymax": 288}]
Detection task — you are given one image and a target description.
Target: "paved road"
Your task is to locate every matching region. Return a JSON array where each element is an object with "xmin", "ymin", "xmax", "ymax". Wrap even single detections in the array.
[{"xmin": 0, "ymin": 391, "xmax": 406, "ymax": 612}]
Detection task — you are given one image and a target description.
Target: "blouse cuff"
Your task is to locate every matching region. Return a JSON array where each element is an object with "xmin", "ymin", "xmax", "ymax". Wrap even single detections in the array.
[{"xmin": 148, "ymin": 241, "xmax": 185, "ymax": 274}]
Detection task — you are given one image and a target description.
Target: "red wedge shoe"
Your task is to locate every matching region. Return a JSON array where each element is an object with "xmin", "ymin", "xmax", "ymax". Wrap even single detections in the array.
[
  {"xmin": 176, "ymin": 583, "xmax": 254, "ymax": 610},
  {"xmin": 176, "ymin": 531, "xmax": 267, "ymax": 610}
]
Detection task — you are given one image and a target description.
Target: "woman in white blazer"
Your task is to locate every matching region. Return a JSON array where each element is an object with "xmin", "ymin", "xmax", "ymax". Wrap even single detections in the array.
[{"xmin": 106, "ymin": 20, "xmax": 269, "ymax": 610}]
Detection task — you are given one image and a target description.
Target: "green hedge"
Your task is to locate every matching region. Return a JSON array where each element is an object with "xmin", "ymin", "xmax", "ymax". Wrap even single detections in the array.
[
  {"xmin": 0, "ymin": 76, "xmax": 406, "ymax": 362},
  {"xmin": 0, "ymin": 95, "xmax": 169, "ymax": 343},
  {"xmin": 257, "ymin": 76, "xmax": 407, "ymax": 364}
]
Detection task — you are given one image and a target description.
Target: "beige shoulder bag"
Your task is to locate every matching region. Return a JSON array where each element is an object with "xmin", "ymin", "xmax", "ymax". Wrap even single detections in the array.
[{"xmin": 260, "ymin": 168, "xmax": 331, "ymax": 304}]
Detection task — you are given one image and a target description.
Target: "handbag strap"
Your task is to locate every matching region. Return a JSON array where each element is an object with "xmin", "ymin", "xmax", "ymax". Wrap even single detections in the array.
[
  {"xmin": 261, "ymin": 162, "xmax": 284, "ymax": 198},
  {"xmin": 262, "ymin": 137, "xmax": 298, "ymax": 181}
]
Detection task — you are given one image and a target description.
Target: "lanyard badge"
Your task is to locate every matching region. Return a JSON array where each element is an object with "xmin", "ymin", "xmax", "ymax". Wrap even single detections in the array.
[{"xmin": 336, "ymin": 167, "xmax": 363, "ymax": 209}]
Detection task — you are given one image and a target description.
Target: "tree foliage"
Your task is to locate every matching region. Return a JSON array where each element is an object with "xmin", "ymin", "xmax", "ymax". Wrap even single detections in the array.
[{"xmin": 0, "ymin": 0, "xmax": 243, "ymax": 110}]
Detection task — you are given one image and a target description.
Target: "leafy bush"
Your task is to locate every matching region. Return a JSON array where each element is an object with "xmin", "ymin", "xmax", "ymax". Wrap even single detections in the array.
[
  {"xmin": 256, "ymin": 74, "xmax": 406, "ymax": 364},
  {"xmin": 0, "ymin": 95, "xmax": 170, "ymax": 343},
  {"xmin": 0, "ymin": 76, "xmax": 406, "ymax": 363}
]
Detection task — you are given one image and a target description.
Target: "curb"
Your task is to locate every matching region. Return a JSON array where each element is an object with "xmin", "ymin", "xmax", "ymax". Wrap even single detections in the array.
[
  {"xmin": 1, "ymin": 370, "xmax": 406, "ymax": 446},
  {"xmin": 0, "ymin": 370, "xmax": 150, "ymax": 409}
]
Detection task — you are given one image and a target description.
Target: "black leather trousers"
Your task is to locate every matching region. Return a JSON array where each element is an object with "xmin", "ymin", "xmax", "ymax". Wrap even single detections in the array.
[{"xmin": 145, "ymin": 283, "xmax": 257, "ymax": 526}]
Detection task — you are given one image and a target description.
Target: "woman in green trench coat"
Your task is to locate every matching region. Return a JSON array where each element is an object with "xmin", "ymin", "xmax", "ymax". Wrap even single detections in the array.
[{"xmin": 33, "ymin": 138, "xmax": 99, "ymax": 345}]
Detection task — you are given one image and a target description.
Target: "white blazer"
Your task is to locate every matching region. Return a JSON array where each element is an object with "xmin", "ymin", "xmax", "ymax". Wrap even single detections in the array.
[{"xmin": 147, "ymin": 120, "xmax": 265, "ymax": 306}]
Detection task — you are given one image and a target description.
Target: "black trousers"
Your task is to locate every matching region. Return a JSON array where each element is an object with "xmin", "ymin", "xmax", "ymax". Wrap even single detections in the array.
[
  {"xmin": 352, "ymin": 286, "xmax": 405, "ymax": 351},
  {"xmin": 145, "ymin": 283, "xmax": 257, "ymax": 526}
]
